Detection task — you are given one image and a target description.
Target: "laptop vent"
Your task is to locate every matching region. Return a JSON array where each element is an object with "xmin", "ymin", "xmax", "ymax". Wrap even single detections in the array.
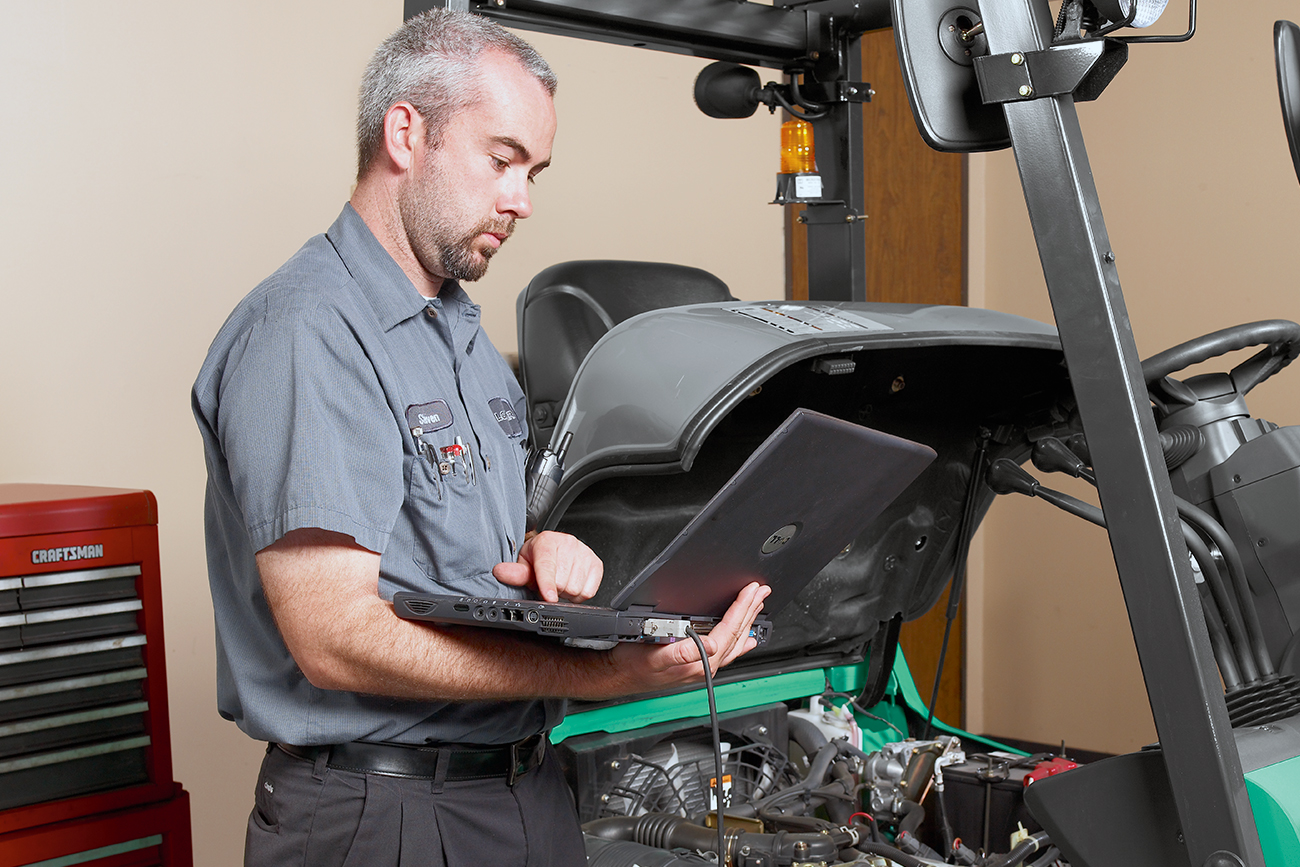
[
  {"xmin": 538, "ymin": 615, "xmax": 568, "ymax": 635},
  {"xmin": 404, "ymin": 599, "xmax": 437, "ymax": 615}
]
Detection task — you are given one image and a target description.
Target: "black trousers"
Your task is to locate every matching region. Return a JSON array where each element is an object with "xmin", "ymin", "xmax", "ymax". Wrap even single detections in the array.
[{"xmin": 245, "ymin": 742, "xmax": 586, "ymax": 867}]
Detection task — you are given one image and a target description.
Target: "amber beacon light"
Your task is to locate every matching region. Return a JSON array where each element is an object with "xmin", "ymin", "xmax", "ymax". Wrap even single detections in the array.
[
  {"xmin": 780, "ymin": 118, "xmax": 815, "ymax": 173},
  {"xmin": 774, "ymin": 118, "xmax": 823, "ymax": 203}
]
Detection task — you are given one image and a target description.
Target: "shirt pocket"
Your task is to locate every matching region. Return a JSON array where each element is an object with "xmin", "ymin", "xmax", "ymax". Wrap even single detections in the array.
[{"xmin": 406, "ymin": 436, "xmax": 502, "ymax": 594}]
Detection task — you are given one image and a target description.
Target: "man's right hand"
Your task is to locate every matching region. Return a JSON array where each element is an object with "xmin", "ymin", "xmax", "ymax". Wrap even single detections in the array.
[{"xmin": 604, "ymin": 581, "xmax": 771, "ymax": 694}]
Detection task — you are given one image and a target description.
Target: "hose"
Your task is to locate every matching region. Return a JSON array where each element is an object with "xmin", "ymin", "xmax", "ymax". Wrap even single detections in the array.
[
  {"xmin": 979, "ymin": 832, "xmax": 1050, "ymax": 867},
  {"xmin": 1175, "ymin": 495, "xmax": 1274, "ymax": 676},
  {"xmin": 1182, "ymin": 518, "xmax": 1259, "ymax": 682},
  {"xmin": 896, "ymin": 799, "xmax": 925, "ymax": 836},
  {"xmin": 989, "ymin": 457, "xmax": 1259, "ymax": 687},
  {"xmin": 1040, "ymin": 434, "xmax": 1272, "ymax": 676},
  {"xmin": 850, "ymin": 840, "xmax": 929, "ymax": 867},
  {"xmin": 1198, "ymin": 578, "xmax": 1244, "ymax": 688},
  {"xmin": 1029, "ymin": 845, "xmax": 1062, "ymax": 867},
  {"xmin": 582, "ymin": 814, "xmax": 842, "ymax": 866},
  {"xmin": 788, "ymin": 714, "xmax": 829, "ymax": 756}
]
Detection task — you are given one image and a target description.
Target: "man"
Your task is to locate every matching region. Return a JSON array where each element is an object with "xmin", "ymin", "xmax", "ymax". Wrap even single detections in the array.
[{"xmin": 192, "ymin": 9, "xmax": 769, "ymax": 866}]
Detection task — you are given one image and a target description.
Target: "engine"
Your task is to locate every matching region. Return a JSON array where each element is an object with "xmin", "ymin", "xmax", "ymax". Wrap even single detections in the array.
[{"xmin": 562, "ymin": 701, "xmax": 1067, "ymax": 867}]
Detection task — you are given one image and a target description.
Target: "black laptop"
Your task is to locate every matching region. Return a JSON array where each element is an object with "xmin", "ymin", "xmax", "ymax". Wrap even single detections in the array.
[{"xmin": 393, "ymin": 409, "xmax": 936, "ymax": 648}]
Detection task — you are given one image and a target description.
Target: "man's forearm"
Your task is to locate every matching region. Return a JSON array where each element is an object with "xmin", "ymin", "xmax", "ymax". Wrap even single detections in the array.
[
  {"xmin": 299, "ymin": 592, "xmax": 635, "ymax": 701},
  {"xmin": 258, "ymin": 528, "xmax": 767, "ymax": 707}
]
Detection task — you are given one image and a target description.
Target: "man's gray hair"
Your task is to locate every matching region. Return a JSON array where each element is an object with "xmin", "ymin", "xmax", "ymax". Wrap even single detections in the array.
[{"xmin": 356, "ymin": 9, "xmax": 557, "ymax": 179}]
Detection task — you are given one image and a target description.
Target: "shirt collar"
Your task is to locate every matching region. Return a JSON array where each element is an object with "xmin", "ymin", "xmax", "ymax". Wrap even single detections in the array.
[{"xmin": 325, "ymin": 203, "xmax": 480, "ymax": 332}]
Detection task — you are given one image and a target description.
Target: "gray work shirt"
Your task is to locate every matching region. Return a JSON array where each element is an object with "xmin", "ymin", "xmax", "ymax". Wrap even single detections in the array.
[{"xmin": 192, "ymin": 203, "xmax": 562, "ymax": 745}]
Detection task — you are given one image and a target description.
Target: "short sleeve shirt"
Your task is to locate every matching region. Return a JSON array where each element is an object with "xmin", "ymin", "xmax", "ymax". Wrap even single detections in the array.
[{"xmin": 192, "ymin": 203, "xmax": 561, "ymax": 745}]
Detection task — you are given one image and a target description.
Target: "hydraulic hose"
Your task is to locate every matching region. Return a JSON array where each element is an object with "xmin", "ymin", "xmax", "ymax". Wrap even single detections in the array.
[
  {"xmin": 1038, "ymin": 434, "xmax": 1274, "ymax": 676},
  {"xmin": 1175, "ymin": 495, "xmax": 1274, "ymax": 676},
  {"xmin": 1182, "ymin": 518, "xmax": 1259, "ymax": 682},
  {"xmin": 1198, "ymin": 579, "xmax": 1244, "ymax": 689},
  {"xmin": 989, "ymin": 458, "xmax": 1256, "ymax": 688}
]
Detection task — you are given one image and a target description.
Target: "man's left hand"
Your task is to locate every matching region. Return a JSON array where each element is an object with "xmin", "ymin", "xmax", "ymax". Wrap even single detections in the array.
[{"xmin": 493, "ymin": 530, "xmax": 603, "ymax": 602}]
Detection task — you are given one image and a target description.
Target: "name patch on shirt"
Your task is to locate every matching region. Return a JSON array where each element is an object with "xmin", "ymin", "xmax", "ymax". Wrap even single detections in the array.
[
  {"xmin": 488, "ymin": 397, "xmax": 523, "ymax": 438},
  {"xmin": 406, "ymin": 400, "xmax": 454, "ymax": 437}
]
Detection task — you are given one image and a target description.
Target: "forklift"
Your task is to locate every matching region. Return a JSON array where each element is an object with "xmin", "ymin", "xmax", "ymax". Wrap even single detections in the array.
[{"xmin": 408, "ymin": 2, "xmax": 1300, "ymax": 864}]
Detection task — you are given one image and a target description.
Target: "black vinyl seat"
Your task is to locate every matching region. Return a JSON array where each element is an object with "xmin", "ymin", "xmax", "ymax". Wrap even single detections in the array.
[
  {"xmin": 1278, "ymin": 19, "xmax": 1300, "ymax": 185},
  {"xmin": 516, "ymin": 260, "xmax": 735, "ymax": 449}
]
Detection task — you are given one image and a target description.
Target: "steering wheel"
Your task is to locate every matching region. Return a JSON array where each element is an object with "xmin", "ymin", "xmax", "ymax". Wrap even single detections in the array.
[
  {"xmin": 1141, "ymin": 320, "xmax": 1300, "ymax": 395},
  {"xmin": 1278, "ymin": 20, "xmax": 1300, "ymax": 186}
]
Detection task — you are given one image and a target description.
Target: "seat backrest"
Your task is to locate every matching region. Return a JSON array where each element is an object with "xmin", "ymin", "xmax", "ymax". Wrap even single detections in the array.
[
  {"xmin": 516, "ymin": 260, "xmax": 734, "ymax": 448},
  {"xmin": 1278, "ymin": 20, "xmax": 1300, "ymax": 185}
]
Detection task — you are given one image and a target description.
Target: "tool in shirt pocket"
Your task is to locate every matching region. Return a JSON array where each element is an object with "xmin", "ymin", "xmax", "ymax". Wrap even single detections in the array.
[{"xmin": 407, "ymin": 400, "xmax": 459, "ymax": 496}]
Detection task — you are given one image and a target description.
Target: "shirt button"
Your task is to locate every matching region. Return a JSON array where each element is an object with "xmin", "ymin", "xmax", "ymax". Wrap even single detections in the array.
[{"xmin": 426, "ymin": 308, "xmax": 438, "ymax": 319}]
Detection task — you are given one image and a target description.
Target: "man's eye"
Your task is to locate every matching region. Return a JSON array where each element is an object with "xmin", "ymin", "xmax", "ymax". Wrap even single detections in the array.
[{"xmin": 490, "ymin": 156, "xmax": 509, "ymax": 171}]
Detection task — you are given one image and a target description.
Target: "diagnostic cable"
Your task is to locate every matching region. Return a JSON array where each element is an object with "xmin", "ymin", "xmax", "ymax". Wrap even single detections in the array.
[{"xmin": 685, "ymin": 624, "xmax": 727, "ymax": 865}]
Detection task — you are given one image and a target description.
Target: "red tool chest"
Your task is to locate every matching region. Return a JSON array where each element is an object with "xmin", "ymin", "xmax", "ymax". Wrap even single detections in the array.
[{"xmin": 0, "ymin": 485, "xmax": 191, "ymax": 866}]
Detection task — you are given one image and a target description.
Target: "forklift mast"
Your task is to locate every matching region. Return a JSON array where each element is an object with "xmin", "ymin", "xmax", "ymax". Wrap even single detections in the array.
[{"xmin": 406, "ymin": 2, "xmax": 1282, "ymax": 864}]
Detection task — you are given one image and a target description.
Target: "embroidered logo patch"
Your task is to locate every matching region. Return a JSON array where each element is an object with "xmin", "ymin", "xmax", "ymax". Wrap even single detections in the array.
[
  {"xmin": 406, "ymin": 400, "xmax": 454, "ymax": 437},
  {"xmin": 488, "ymin": 397, "xmax": 523, "ymax": 438}
]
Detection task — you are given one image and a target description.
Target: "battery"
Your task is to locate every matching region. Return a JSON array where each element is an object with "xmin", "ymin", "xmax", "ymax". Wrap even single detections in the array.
[{"xmin": 939, "ymin": 752, "xmax": 1049, "ymax": 854}]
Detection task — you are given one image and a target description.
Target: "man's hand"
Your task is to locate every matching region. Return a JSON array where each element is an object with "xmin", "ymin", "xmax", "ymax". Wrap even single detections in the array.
[
  {"xmin": 606, "ymin": 581, "xmax": 771, "ymax": 694},
  {"xmin": 492, "ymin": 530, "xmax": 602, "ymax": 602}
]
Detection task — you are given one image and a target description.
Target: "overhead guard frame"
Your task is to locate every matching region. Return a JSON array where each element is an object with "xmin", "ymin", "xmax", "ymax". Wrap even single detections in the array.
[{"xmin": 404, "ymin": 1, "xmax": 1269, "ymax": 864}]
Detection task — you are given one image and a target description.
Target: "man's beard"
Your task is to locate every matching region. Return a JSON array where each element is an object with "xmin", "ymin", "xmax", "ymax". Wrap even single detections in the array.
[{"xmin": 400, "ymin": 164, "xmax": 515, "ymax": 283}]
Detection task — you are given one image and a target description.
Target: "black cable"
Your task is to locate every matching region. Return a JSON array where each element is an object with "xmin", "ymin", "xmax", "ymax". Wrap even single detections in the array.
[
  {"xmin": 823, "ymin": 690, "xmax": 906, "ymax": 739},
  {"xmin": 686, "ymin": 625, "xmax": 726, "ymax": 866},
  {"xmin": 924, "ymin": 430, "xmax": 990, "ymax": 739},
  {"xmin": 788, "ymin": 75, "xmax": 828, "ymax": 113},
  {"xmin": 771, "ymin": 87, "xmax": 829, "ymax": 121},
  {"xmin": 934, "ymin": 781, "xmax": 956, "ymax": 855}
]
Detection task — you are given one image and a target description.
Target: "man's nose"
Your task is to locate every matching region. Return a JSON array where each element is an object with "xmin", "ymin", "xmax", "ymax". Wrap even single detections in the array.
[{"xmin": 498, "ymin": 173, "xmax": 533, "ymax": 220}]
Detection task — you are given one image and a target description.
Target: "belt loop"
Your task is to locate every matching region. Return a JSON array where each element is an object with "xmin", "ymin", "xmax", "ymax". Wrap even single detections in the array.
[
  {"xmin": 510, "ymin": 733, "xmax": 543, "ymax": 786},
  {"xmin": 508, "ymin": 739, "xmax": 522, "ymax": 787},
  {"xmin": 430, "ymin": 748, "xmax": 449, "ymax": 795},
  {"xmin": 312, "ymin": 747, "xmax": 329, "ymax": 781}
]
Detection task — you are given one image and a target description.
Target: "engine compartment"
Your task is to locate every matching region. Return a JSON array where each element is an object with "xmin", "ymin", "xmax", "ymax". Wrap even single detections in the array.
[{"xmin": 562, "ymin": 698, "xmax": 1068, "ymax": 867}]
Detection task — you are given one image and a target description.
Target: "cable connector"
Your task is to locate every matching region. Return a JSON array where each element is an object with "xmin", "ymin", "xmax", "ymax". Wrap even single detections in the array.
[{"xmin": 523, "ymin": 431, "xmax": 571, "ymax": 533}]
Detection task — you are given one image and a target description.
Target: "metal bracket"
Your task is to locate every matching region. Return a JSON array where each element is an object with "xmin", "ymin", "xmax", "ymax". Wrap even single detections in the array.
[
  {"xmin": 974, "ymin": 39, "xmax": 1127, "ymax": 104},
  {"xmin": 800, "ymin": 80, "xmax": 875, "ymax": 104},
  {"xmin": 799, "ymin": 203, "xmax": 862, "ymax": 223}
]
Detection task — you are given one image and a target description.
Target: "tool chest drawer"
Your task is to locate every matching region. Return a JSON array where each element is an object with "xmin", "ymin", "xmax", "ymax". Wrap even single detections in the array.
[{"xmin": 0, "ymin": 484, "xmax": 189, "ymax": 864}]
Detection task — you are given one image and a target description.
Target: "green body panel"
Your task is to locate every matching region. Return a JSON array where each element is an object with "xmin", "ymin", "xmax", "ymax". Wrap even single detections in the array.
[
  {"xmin": 554, "ymin": 650, "xmax": 1027, "ymax": 757},
  {"xmin": 552, "ymin": 667, "xmax": 827, "ymax": 743},
  {"xmin": 1245, "ymin": 755, "xmax": 1300, "ymax": 866}
]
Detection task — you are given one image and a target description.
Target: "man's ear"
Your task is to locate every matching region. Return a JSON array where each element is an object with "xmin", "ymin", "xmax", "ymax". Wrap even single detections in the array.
[{"xmin": 382, "ymin": 102, "xmax": 421, "ymax": 173}]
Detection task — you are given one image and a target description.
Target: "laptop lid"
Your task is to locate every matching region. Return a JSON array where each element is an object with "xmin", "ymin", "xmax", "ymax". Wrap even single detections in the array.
[{"xmin": 608, "ymin": 408, "xmax": 937, "ymax": 620}]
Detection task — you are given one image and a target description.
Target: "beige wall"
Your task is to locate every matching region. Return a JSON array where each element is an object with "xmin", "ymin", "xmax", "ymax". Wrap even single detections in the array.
[
  {"xmin": 966, "ymin": 0, "xmax": 1300, "ymax": 753},
  {"xmin": 3, "ymin": 1, "xmax": 1298, "ymax": 862},
  {"xmin": 0, "ymin": 6, "xmax": 779, "ymax": 864}
]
